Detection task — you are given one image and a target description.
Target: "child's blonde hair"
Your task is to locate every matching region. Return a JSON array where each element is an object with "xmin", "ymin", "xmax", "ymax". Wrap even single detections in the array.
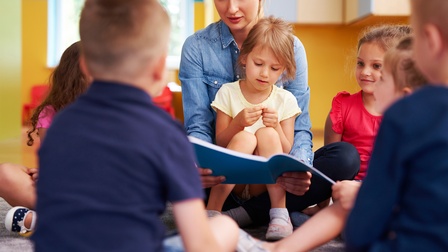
[
  {"xmin": 79, "ymin": 0, "xmax": 170, "ymax": 78},
  {"xmin": 384, "ymin": 36, "xmax": 427, "ymax": 91},
  {"xmin": 357, "ymin": 25, "xmax": 412, "ymax": 52},
  {"xmin": 238, "ymin": 16, "xmax": 296, "ymax": 81}
]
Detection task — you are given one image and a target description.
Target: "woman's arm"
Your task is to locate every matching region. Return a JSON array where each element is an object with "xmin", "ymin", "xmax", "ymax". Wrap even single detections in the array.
[
  {"xmin": 284, "ymin": 37, "xmax": 313, "ymax": 165},
  {"xmin": 179, "ymin": 36, "xmax": 215, "ymax": 143}
]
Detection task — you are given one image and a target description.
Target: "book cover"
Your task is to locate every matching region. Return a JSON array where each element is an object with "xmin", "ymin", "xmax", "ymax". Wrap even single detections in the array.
[{"xmin": 188, "ymin": 136, "xmax": 335, "ymax": 185}]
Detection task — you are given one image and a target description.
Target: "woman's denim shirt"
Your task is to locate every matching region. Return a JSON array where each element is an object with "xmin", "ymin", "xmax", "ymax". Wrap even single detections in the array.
[{"xmin": 179, "ymin": 21, "xmax": 313, "ymax": 164}]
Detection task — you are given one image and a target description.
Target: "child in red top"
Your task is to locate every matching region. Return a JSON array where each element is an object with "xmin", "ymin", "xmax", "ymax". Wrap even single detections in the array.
[{"xmin": 325, "ymin": 25, "xmax": 412, "ymax": 180}]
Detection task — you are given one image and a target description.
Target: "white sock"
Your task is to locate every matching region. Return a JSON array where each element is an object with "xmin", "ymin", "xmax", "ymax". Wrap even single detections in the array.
[{"xmin": 269, "ymin": 208, "xmax": 290, "ymax": 225}]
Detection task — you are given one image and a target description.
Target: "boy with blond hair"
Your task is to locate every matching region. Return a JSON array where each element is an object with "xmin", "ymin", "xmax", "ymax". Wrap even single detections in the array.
[
  {"xmin": 32, "ymin": 1, "xmax": 239, "ymax": 251},
  {"xmin": 345, "ymin": 0, "xmax": 448, "ymax": 251}
]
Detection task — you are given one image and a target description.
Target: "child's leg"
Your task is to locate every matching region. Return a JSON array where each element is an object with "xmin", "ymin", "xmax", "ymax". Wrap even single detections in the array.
[
  {"xmin": 265, "ymin": 201, "xmax": 349, "ymax": 252},
  {"xmin": 207, "ymin": 184, "xmax": 235, "ymax": 211},
  {"xmin": 207, "ymin": 131, "xmax": 257, "ymax": 212},
  {"xmin": 255, "ymin": 128, "xmax": 292, "ymax": 240},
  {"xmin": 0, "ymin": 163, "xmax": 36, "ymax": 209}
]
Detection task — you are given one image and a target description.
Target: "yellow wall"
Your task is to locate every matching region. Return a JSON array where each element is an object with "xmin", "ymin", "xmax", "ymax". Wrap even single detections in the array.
[
  {"xmin": 17, "ymin": 1, "xmax": 408, "ymax": 133},
  {"xmin": 295, "ymin": 25, "xmax": 363, "ymax": 131},
  {"xmin": 22, "ymin": 0, "xmax": 52, "ymax": 108},
  {"xmin": 0, "ymin": 1, "xmax": 22, "ymax": 140}
]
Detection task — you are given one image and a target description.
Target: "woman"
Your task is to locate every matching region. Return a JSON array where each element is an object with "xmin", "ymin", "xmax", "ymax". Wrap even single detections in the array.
[{"xmin": 179, "ymin": 0, "xmax": 360, "ymax": 227}]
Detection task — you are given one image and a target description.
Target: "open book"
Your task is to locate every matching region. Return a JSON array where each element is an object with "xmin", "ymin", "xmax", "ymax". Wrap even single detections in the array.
[{"xmin": 188, "ymin": 136, "xmax": 335, "ymax": 185}]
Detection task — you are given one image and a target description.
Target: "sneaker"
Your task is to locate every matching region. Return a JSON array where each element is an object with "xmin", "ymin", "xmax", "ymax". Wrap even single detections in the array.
[
  {"xmin": 265, "ymin": 217, "xmax": 293, "ymax": 241},
  {"xmin": 236, "ymin": 229, "xmax": 268, "ymax": 252},
  {"xmin": 5, "ymin": 206, "xmax": 36, "ymax": 235}
]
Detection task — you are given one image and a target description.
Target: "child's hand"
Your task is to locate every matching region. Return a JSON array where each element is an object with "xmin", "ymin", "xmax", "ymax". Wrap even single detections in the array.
[
  {"xmin": 261, "ymin": 107, "xmax": 279, "ymax": 128},
  {"xmin": 27, "ymin": 168, "xmax": 39, "ymax": 184},
  {"xmin": 332, "ymin": 180, "xmax": 361, "ymax": 211},
  {"xmin": 234, "ymin": 106, "xmax": 263, "ymax": 127}
]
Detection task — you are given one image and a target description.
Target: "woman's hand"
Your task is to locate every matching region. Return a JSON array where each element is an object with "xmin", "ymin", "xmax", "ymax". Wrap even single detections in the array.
[
  {"xmin": 197, "ymin": 167, "xmax": 225, "ymax": 188},
  {"xmin": 276, "ymin": 171, "xmax": 312, "ymax": 196}
]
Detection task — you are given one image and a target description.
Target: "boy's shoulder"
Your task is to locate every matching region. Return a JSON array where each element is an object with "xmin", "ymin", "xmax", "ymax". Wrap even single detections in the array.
[{"xmin": 384, "ymin": 86, "xmax": 448, "ymax": 131}]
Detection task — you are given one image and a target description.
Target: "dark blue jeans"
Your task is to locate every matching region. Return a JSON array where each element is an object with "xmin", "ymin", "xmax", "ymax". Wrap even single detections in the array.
[{"xmin": 214, "ymin": 141, "xmax": 360, "ymax": 225}]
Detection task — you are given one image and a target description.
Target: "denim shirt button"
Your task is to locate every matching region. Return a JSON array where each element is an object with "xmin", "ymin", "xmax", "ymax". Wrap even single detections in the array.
[
  {"xmin": 235, "ymin": 50, "xmax": 238, "ymax": 54},
  {"xmin": 214, "ymin": 81, "xmax": 218, "ymax": 84},
  {"xmin": 236, "ymin": 75, "xmax": 240, "ymax": 79}
]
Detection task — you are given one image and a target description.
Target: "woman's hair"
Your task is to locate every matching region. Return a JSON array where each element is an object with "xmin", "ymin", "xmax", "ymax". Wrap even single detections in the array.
[
  {"xmin": 27, "ymin": 41, "xmax": 89, "ymax": 146},
  {"xmin": 238, "ymin": 16, "xmax": 296, "ymax": 81},
  {"xmin": 383, "ymin": 36, "xmax": 427, "ymax": 91},
  {"xmin": 357, "ymin": 24, "xmax": 413, "ymax": 52}
]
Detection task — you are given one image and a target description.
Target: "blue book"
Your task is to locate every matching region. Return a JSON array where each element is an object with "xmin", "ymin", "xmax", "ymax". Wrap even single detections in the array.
[{"xmin": 188, "ymin": 136, "xmax": 335, "ymax": 185}]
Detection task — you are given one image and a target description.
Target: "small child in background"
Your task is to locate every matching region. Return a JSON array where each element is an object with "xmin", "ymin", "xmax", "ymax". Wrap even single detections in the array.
[
  {"xmin": 346, "ymin": 0, "xmax": 448, "ymax": 250},
  {"xmin": 207, "ymin": 16, "xmax": 301, "ymax": 240},
  {"xmin": 238, "ymin": 33, "xmax": 429, "ymax": 252},
  {"xmin": 302, "ymin": 25, "xmax": 413, "ymax": 217},
  {"xmin": 326, "ymin": 24, "xmax": 412, "ymax": 181},
  {"xmin": 2, "ymin": 41, "xmax": 89, "ymax": 235},
  {"xmin": 33, "ymin": 1, "xmax": 239, "ymax": 251}
]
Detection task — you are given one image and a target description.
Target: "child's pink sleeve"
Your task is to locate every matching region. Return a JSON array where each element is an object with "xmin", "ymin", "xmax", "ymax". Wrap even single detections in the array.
[
  {"xmin": 329, "ymin": 91, "xmax": 350, "ymax": 134},
  {"xmin": 37, "ymin": 106, "xmax": 56, "ymax": 129}
]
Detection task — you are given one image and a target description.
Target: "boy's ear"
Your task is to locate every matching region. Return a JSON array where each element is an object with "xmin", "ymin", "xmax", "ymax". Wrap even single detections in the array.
[
  {"xmin": 79, "ymin": 54, "xmax": 91, "ymax": 78},
  {"xmin": 402, "ymin": 87, "xmax": 413, "ymax": 96},
  {"xmin": 152, "ymin": 53, "xmax": 167, "ymax": 82},
  {"xmin": 424, "ymin": 23, "xmax": 444, "ymax": 58}
]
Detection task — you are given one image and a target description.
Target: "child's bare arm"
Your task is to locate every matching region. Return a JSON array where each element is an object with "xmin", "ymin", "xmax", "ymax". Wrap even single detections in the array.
[
  {"xmin": 265, "ymin": 201, "xmax": 348, "ymax": 252},
  {"xmin": 324, "ymin": 112, "xmax": 342, "ymax": 145},
  {"xmin": 332, "ymin": 180, "xmax": 361, "ymax": 210},
  {"xmin": 172, "ymin": 199, "xmax": 238, "ymax": 252},
  {"xmin": 215, "ymin": 107, "xmax": 262, "ymax": 147}
]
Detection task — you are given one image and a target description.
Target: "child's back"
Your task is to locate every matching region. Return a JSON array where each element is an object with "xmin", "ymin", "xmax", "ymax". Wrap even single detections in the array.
[
  {"xmin": 34, "ymin": 82, "xmax": 200, "ymax": 251},
  {"xmin": 32, "ymin": 1, "xmax": 209, "ymax": 251},
  {"xmin": 346, "ymin": 0, "xmax": 448, "ymax": 250}
]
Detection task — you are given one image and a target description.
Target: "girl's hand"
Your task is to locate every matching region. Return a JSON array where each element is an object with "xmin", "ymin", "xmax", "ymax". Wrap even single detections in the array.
[
  {"xmin": 234, "ymin": 106, "xmax": 263, "ymax": 127},
  {"xmin": 27, "ymin": 168, "xmax": 39, "ymax": 184},
  {"xmin": 261, "ymin": 107, "xmax": 279, "ymax": 128},
  {"xmin": 332, "ymin": 180, "xmax": 361, "ymax": 211}
]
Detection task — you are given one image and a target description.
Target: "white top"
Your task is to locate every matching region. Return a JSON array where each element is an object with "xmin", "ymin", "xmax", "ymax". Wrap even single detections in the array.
[{"xmin": 211, "ymin": 80, "xmax": 301, "ymax": 134}]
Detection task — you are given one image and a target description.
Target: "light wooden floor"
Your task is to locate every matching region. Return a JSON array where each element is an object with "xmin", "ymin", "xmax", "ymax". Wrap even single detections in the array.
[{"xmin": 0, "ymin": 126, "xmax": 323, "ymax": 168}]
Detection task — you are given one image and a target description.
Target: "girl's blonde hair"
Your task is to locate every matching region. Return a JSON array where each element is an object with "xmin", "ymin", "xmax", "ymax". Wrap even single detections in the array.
[
  {"xmin": 357, "ymin": 24, "xmax": 412, "ymax": 52},
  {"xmin": 383, "ymin": 36, "xmax": 427, "ymax": 91},
  {"xmin": 238, "ymin": 16, "xmax": 296, "ymax": 81}
]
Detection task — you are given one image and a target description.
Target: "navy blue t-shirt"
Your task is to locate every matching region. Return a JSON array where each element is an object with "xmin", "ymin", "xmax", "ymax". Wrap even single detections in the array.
[
  {"xmin": 345, "ymin": 86, "xmax": 448, "ymax": 251},
  {"xmin": 33, "ymin": 81, "xmax": 204, "ymax": 252}
]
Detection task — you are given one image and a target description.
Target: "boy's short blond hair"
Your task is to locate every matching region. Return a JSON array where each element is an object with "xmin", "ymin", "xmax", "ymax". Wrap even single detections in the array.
[
  {"xmin": 383, "ymin": 36, "xmax": 427, "ymax": 91},
  {"xmin": 413, "ymin": 0, "xmax": 448, "ymax": 42},
  {"xmin": 79, "ymin": 0, "xmax": 170, "ymax": 78}
]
